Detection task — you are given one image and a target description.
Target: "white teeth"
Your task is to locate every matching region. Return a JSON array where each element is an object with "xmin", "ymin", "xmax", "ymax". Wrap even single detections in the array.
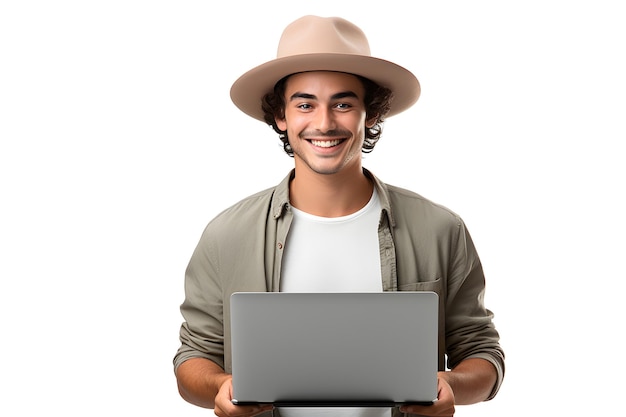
[{"xmin": 311, "ymin": 139, "xmax": 342, "ymax": 148}]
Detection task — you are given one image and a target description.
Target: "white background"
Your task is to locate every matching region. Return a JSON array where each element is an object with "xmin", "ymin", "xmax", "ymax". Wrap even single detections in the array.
[{"xmin": 1, "ymin": 1, "xmax": 624, "ymax": 415}]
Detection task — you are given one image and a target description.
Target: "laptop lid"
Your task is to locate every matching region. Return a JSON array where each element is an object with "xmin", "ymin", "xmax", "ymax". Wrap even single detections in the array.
[{"xmin": 230, "ymin": 291, "xmax": 438, "ymax": 407}]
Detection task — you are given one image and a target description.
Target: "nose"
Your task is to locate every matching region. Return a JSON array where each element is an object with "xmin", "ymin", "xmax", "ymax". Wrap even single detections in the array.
[{"xmin": 314, "ymin": 107, "xmax": 336, "ymax": 133}]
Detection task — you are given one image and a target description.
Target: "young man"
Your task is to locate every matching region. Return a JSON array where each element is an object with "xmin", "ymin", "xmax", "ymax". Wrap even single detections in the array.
[{"xmin": 174, "ymin": 15, "xmax": 505, "ymax": 417}]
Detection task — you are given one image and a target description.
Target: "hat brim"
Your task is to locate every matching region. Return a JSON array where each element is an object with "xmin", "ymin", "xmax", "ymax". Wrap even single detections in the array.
[{"xmin": 230, "ymin": 53, "xmax": 420, "ymax": 122}]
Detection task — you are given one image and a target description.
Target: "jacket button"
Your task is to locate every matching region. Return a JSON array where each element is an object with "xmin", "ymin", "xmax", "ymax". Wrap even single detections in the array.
[{"xmin": 277, "ymin": 242, "xmax": 283, "ymax": 250}]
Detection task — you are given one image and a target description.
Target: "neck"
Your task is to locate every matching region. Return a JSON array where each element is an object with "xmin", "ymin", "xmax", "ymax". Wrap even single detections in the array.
[{"xmin": 289, "ymin": 166, "xmax": 373, "ymax": 217}]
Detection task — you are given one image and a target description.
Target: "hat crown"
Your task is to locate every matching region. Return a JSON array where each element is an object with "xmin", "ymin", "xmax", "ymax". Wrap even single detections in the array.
[
  {"xmin": 277, "ymin": 16, "xmax": 371, "ymax": 58},
  {"xmin": 230, "ymin": 15, "xmax": 419, "ymax": 122}
]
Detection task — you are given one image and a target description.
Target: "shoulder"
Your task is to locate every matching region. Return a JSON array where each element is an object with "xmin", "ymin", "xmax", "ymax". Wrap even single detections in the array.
[
  {"xmin": 384, "ymin": 183, "xmax": 463, "ymax": 227},
  {"xmin": 189, "ymin": 186, "xmax": 278, "ymax": 262},
  {"xmin": 207, "ymin": 171, "xmax": 292, "ymax": 233},
  {"xmin": 207, "ymin": 186, "xmax": 276, "ymax": 233},
  {"xmin": 366, "ymin": 169, "xmax": 462, "ymax": 229}
]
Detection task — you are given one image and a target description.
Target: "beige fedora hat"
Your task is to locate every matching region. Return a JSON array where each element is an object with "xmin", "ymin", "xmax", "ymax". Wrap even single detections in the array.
[{"xmin": 230, "ymin": 15, "xmax": 420, "ymax": 122}]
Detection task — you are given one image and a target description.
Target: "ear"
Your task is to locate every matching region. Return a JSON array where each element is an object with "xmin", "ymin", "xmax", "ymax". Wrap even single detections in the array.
[
  {"xmin": 365, "ymin": 114, "xmax": 378, "ymax": 129},
  {"xmin": 276, "ymin": 116, "xmax": 287, "ymax": 131}
]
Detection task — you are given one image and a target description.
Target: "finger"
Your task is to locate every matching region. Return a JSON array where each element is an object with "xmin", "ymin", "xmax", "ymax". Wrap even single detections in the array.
[{"xmin": 216, "ymin": 403, "xmax": 274, "ymax": 417}]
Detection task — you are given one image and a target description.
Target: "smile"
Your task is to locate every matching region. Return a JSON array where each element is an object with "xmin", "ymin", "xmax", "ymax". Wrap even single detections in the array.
[{"xmin": 309, "ymin": 139, "xmax": 343, "ymax": 148}]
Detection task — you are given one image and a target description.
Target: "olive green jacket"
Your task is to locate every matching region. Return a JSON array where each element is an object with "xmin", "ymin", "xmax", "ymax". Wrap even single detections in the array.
[{"xmin": 174, "ymin": 169, "xmax": 505, "ymax": 403}]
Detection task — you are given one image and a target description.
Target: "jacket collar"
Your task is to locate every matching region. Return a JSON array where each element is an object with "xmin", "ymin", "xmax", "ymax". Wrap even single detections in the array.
[{"xmin": 270, "ymin": 168, "xmax": 396, "ymax": 227}]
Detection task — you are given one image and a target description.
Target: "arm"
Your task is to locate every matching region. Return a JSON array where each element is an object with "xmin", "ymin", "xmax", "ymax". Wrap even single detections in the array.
[
  {"xmin": 444, "ymin": 221, "xmax": 505, "ymax": 398},
  {"xmin": 400, "ymin": 357, "xmax": 497, "ymax": 416},
  {"xmin": 176, "ymin": 358, "xmax": 230, "ymax": 409},
  {"xmin": 441, "ymin": 357, "xmax": 497, "ymax": 404},
  {"xmin": 176, "ymin": 358, "xmax": 274, "ymax": 417},
  {"xmin": 401, "ymin": 221, "xmax": 503, "ymax": 416}
]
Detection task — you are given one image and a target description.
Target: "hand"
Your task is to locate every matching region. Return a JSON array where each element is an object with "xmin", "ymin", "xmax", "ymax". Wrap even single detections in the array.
[
  {"xmin": 399, "ymin": 373, "xmax": 456, "ymax": 417},
  {"xmin": 213, "ymin": 377, "xmax": 274, "ymax": 417}
]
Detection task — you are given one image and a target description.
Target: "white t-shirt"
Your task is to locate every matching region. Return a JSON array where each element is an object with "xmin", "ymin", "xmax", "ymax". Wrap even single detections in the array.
[
  {"xmin": 279, "ymin": 189, "xmax": 390, "ymax": 417},
  {"xmin": 280, "ymin": 188, "xmax": 382, "ymax": 293}
]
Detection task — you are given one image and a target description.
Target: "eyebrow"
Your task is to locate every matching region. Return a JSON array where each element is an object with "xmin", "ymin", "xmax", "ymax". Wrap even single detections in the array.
[{"xmin": 289, "ymin": 91, "xmax": 360, "ymax": 102}]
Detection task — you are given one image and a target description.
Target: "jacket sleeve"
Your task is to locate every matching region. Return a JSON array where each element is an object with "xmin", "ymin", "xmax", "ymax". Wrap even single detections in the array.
[
  {"xmin": 173, "ymin": 224, "xmax": 226, "ymax": 372},
  {"xmin": 444, "ymin": 220, "xmax": 505, "ymax": 400}
]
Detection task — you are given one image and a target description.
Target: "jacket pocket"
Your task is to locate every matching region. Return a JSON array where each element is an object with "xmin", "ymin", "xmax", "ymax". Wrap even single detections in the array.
[{"xmin": 397, "ymin": 277, "xmax": 442, "ymax": 295}]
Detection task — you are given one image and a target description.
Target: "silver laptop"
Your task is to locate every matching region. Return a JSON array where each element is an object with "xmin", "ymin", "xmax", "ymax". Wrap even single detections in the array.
[{"xmin": 230, "ymin": 291, "xmax": 439, "ymax": 407}]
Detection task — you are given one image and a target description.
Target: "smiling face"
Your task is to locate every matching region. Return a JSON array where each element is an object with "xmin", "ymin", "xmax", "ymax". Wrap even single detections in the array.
[{"xmin": 275, "ymin": 71, "xmax": 376, "ymax": 177}]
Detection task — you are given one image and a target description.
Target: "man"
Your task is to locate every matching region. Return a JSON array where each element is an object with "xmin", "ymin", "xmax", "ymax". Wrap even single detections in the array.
[{"xmin": 174, "ymin": 15, "xmax": 505, "ymax": 417}]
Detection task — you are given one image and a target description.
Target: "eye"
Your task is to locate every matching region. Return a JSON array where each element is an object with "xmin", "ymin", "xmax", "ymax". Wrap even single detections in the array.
[
  {"xmin": 297, "ymin": 103, "xmax": 313, "ymax": 111},
  {"xmin": 335, "ymin": 103, "xmax": 352, "ymax": 110}
]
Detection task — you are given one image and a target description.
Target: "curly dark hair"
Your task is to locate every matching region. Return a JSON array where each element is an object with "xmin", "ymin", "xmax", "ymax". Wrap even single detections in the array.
[{"xmin": 261, "ymin": 73, "xmax": 394, "ymax": 156}]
